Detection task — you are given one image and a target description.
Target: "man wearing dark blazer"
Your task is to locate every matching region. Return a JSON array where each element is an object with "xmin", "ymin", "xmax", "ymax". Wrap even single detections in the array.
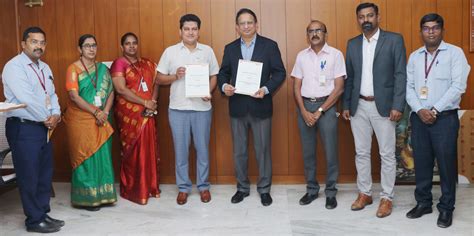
[
  {"xmin": 342, "ymin": 2, "xmax": 407, "ymax": 218},
  {"xmin": 217, "ymin": 8, "xmax": 286, "ymax": 207}
]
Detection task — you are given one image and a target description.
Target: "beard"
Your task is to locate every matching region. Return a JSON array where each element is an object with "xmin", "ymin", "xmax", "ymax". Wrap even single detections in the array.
[{"xmin": 362, "ymin": 22, "xmax": 373, "ymax": 32}]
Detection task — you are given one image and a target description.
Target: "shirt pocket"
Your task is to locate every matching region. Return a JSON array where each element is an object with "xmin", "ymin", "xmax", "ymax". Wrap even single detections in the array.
[
  {"xmin": 321, "ymin": 63, "xmax": 335, "ymax": 81},
  {"xmin": 434, "ymin": 62, "xmax": 451, "ymax": 80}
]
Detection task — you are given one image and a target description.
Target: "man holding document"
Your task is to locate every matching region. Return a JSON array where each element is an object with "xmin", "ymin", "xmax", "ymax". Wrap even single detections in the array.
[
  {"xmin": 217, "ymin": 8, "xmax": 286, "ymax": 206},
  {"xmin": 157, "ymin": 14, "xmax": 219, "ymax": 205}
]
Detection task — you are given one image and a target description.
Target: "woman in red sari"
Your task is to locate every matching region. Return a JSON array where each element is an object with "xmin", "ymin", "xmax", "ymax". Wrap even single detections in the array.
[{"xmin": 110, "ymin": 32, "xmax": 160, "ymax": 205}]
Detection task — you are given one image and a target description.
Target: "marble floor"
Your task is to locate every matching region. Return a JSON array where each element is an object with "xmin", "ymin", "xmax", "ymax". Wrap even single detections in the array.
[{"xmin": 0, "ymin": 183, "xmax": 473, "ymax": 236}]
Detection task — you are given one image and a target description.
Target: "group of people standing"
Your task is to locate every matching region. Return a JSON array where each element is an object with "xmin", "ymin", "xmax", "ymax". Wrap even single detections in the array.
[{"xmin": 1, "ymin": 2, "xmax": 468, "ymax": 234}]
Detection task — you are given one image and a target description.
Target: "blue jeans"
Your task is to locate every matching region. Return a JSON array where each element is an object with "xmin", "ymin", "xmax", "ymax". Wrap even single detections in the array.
[
  {"xmin": 410, "ymin": 111, "xmax": 459, "ymax": 212},
  {"xmin": 168, "ymin": 109, "xmax": 212, "ymax": 193}
]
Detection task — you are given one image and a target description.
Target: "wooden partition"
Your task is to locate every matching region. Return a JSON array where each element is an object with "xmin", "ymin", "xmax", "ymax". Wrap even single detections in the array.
[{"xmin": 0, "ymin": 0, "xmax": 472, "ymax": 183}]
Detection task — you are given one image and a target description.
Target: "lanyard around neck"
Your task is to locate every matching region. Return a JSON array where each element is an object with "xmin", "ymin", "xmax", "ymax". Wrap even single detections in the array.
[
  {"xmin": 28, "ymin": 64, "xmax": 47, "ymax": 94},
  {"xmin": 424, "ymin": 50, "xmax": 440, "ymax": 80},
  {"xmin": 80, "ymin": 58, "xmax": 98, "ymax": 90}
]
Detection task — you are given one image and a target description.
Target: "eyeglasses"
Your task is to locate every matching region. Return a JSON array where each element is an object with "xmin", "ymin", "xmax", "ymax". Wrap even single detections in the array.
[
  {"xmin": 307, "ymin": 28, "xmax": 326, "ymax": 35},
  {"xmin": 82, "ymin": 44, "xmax": 97, "ymax": 50},
  {"xmin": 238, "ymin": 21, "xmax": 255, "ymax": 27},
  {"xmin": 422, "ymin": 25, "xmax": 442, "ymax": 33},
  {"xmin": 28, "ymin": 39, "xmax": 46, "ymax": 46}
]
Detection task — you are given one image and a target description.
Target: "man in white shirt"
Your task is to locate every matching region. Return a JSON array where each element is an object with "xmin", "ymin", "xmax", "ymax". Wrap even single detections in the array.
[{"xmin": 157, "ymin": 14, "xmax": 219, "ymax": 205}]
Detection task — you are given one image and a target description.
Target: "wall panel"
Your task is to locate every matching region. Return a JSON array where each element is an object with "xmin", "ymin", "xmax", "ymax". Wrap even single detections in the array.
[
  {"xmin": 73, "ymin": 0, "xmax": 94, "ymax": 39},
  {"xmin": 0, "ymin": 0, "xmax": 19, "ymax": 75},
  {"xmin": 0, "ymin": 0, "xmax": 472, "ymax": 184},
  {"xmin": 157, "ymin": 0, "xmax": 186, "ymax": 182},
  {"xmin": 52, "ymin": 0, "xmax": 78, "ymax": 179},
  {"xmin": 93, "ymin": 0, "xmax": 118, "ymax": 61},
  {"xmin": 116, "ymin": 0, "xmax": 140, "ymax": 53},
  {"xmin": 437, "ymin": 0, "xmax": 463, "ymax": 49},
  {"xmin": 462, "ymin": 0, "xmax": 474, "ymax": 108},
  {"xmin": 261, "ymin": 0, "xmax": 289, "ymax": 176},
  {"xmin": 386, "ymin": 0, "xmax": 412, "ymax": 54},
  {"xmin": 210, "ymin": 0, "xmax": 236, "ymax": 180},
  {"xmin": 286, "ymin": 0, "xmax": 310, "ymax": 176}
]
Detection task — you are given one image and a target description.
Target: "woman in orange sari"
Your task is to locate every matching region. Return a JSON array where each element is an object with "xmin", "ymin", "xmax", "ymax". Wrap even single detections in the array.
[
  {"xmin": 64, "ymin": 34, "xmax": 116, "ymax": 211},
  {"xmin": 110, "ymin": 32, "xmax": 160, "ymax": 205}
]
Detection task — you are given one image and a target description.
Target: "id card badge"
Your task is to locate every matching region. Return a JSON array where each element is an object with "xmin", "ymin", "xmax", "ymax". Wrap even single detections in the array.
[
  {"xmin": 420, "ymin": 86, "xmax": 428, "ymax": 100},
  {"xmin": 318, "ymin": 75, "xmax": 326, "ymax": 86},
  {"xmin": 94, "ymin": 95, "xmax": 102, "ymax": 107},
  {"xmin": 141, "ymin": 80, "xmax": 149, "ymax": 92},
  {"xmin": 45, "ymin": 95, "xmax": 52, "ymax": 110}
]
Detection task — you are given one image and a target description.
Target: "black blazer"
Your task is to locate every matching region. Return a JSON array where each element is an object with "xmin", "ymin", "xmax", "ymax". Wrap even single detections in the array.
[
  {"xmin": 343, "ymin": 29, "xmax": 407, "ymax": 117},
  {"xmin": 217, "ymin": 34, "xmax": 286, "ymax": 118}
]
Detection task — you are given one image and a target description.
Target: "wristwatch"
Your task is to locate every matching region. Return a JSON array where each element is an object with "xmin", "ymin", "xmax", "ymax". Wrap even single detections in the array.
[
  {"xmin": 431, "ymin": 107, "xmax": 439, "ymax": 117},
  {"xmin": 318, "ymin": 107, "xmax": 325, "ymax": 115}
]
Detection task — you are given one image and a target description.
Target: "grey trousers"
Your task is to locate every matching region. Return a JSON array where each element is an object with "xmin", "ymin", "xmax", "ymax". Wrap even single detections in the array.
[
  {"xmin": 297, "ymin": 101, "xmax": 339, "ymax": 197},
  {"xmin": 231, "ymin": 114, "xmax": 272, "ymax": 194},
  {"xmin": 350, "ymin": 99, "xmax": 396, "ymax": 199}
]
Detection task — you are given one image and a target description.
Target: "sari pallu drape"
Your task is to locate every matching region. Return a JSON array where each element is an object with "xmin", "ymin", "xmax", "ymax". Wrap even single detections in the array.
[
  {"xmin": 64, "ymin": 62, "xmax": 117, "ymax": 206},
  {"xmin": 111, "ymin": 57, "xmax": 160, "ymax": 205}
]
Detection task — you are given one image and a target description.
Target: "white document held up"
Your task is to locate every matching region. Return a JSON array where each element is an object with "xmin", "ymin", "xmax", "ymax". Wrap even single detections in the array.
[
  {"xmin": 235, "ymin": 60, "xmax": 263, "ymax": 96},
  {"xmin": 185, "ymin": 64, "xmax": 210, "ymax": 98},
  {"xmin": 0, "ymin": 102, "xmax": 26, "ymax": 112}
]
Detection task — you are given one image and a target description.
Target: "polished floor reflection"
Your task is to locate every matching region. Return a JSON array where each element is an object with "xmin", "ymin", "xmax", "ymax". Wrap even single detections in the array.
[{"xmin": 0, "ymin": 183, "xmax": 472, "ymax": 235}]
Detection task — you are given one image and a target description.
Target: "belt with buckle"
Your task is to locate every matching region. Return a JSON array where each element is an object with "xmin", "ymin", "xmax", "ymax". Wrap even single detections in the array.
[
  {"xmin": 7, "ymin": 117, "xmax": 44, "ymax": 126},
  {"xmin": 437, "ymin": 109, "xmax": 458, "ymax": 116},
  {"xmin": 359, "ymin": 95, "xmax": 375, "ymax": 101},
  {"xmin": 303, "ymin": 96, "xmax": 329, "ymax": 103}
]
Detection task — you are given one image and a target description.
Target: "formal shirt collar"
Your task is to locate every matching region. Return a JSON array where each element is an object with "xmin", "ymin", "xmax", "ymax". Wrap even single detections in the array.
[
  {"xmin": 240, "ymin": 34, "xmax": 257, "ymax": 47},
  {"xmin": 20, "ymin": 51, "xmax": 45, "ymax": 70},
  {"xmin": 419, "ymin": 40, "xmax": 448, "ymax": 54},
  {"xmin": 179, "ymin": 41, "xmax": 203, "ymax": 51},
  {"xmin": 306, "ymin": 43, "xmax": 330, "ymax": 55}
]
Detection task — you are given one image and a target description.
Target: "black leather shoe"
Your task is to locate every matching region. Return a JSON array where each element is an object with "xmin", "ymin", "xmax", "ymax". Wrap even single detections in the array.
[
  {"xmin": 299, "ymin": 193, "xmax": 318, "ymax": 205},
  {"xmin": 26, "ymin": 221, "xmax": 61, "ymax": 233},
  {"xmin": 231, "ymin": 191, "xmax": 249, "ymax": 204},
  {"xmin": 260, "ymin": 193, "xmax": 273, "ymax": 206},
  {"xmin": 325, "ymin": 197, "xmax": 337, "ymax": 209},
  {"xmin": 437, "ymin": 211, "xmax": 453, "ymax": 228},
  {"xmin": 45, "ymin": 215, "xmax": 65, "ymax": 227},
  {"xmin": 406, "ymin": 205, "xmax": 433, "ymax": 219}
]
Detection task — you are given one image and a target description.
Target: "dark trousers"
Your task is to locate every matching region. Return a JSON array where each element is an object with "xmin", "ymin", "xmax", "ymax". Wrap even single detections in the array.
[
  {"xmin": 231, "ymin": 114, "xmax": 272, "ymax": 194},
  {"xmin": 410, "ymin": 111, "xmax": 458, "ymax": 213},
  {"xmin": 6, "ymin": 118, "xmax": 52, "ymax": 227},
  {"xmin": 297, "ymin": 101, "xmax": 339, "ymax": 197}
]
